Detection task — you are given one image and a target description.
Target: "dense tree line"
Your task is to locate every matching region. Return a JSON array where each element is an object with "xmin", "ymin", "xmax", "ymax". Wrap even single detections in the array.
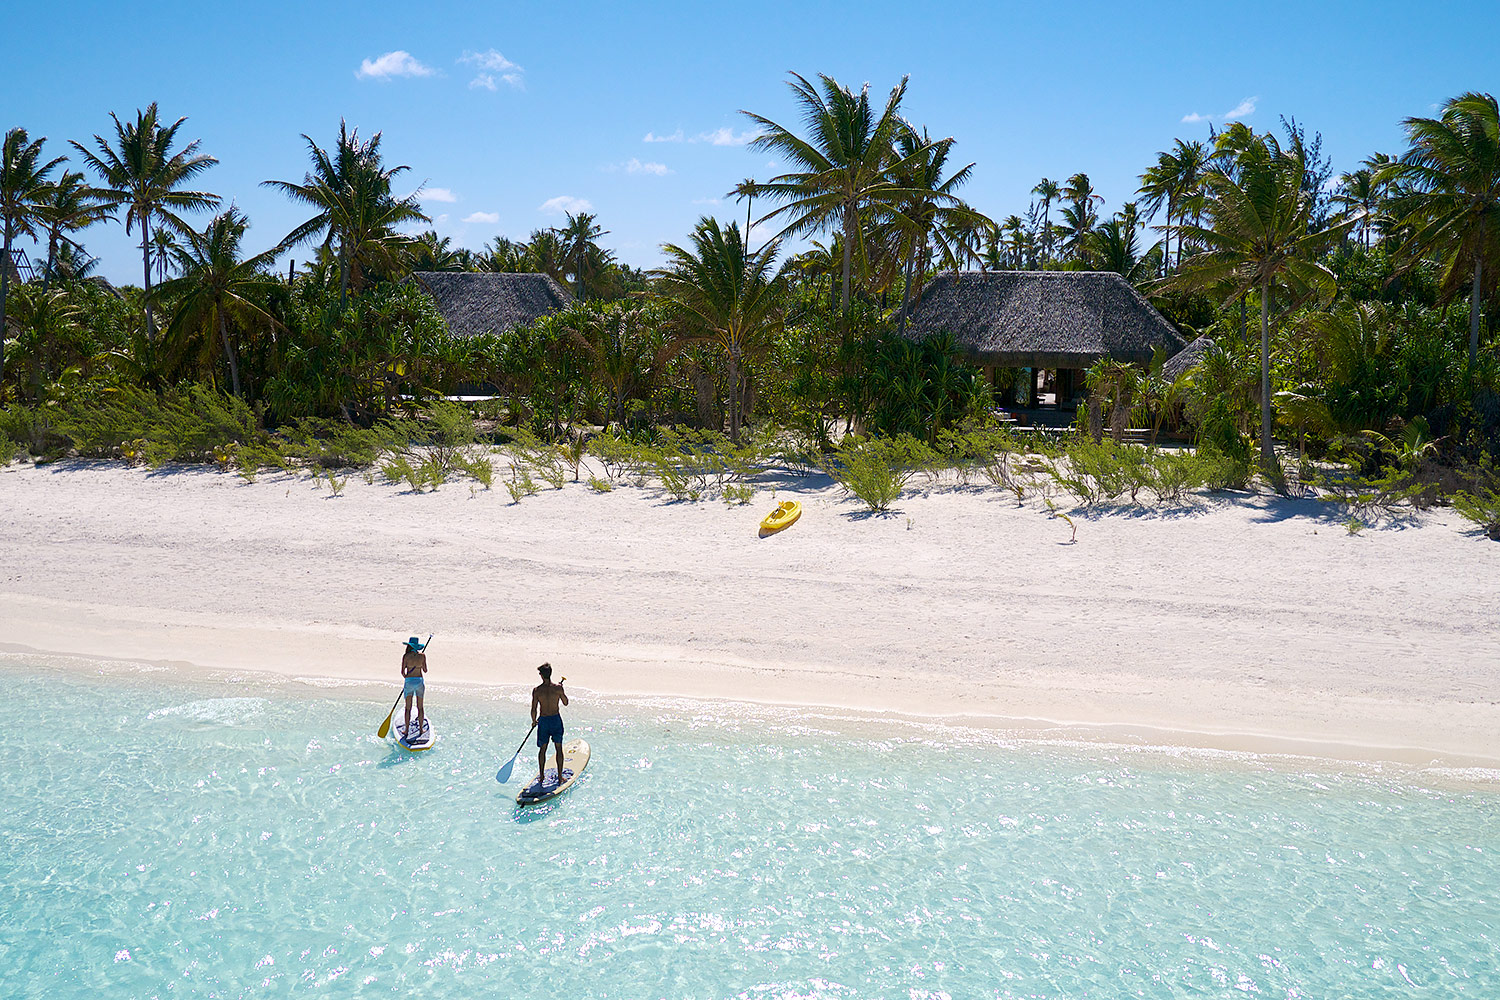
[{"xmin": 1, "ymin": 80, "xmax": 1497, "ymax": 496}]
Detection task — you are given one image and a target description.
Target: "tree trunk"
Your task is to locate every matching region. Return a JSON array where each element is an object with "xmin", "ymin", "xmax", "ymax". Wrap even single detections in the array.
[
  {"xmin": 744, "ymin": 196, "xmax": 752, "ymax": 253},
  {"xmin": 1260, "ymin": 276, "xmax": 1273, "ymax": 475},
  {"xmin": 726, "ymin": 346, "xmax": 741, "ymax": 444},
  {"xmin": 1470, "ymin": 233, "xmax": 1484, "ymax": 365},
  {"xmin": 339, "ymin": 243, "xmax": 350, "ymax": 310},
  {"xmin": 840, "ymin": 202, "xmax": 856, "ymax": 311},
  {"xmin": 42, "ymin": 233, "xmax": 57, "ymax": 293},
  {"xmin": 141, "ymin": 214, "xmax": 156, "ymax": 344},
  {"xmin": 0, "ymin": 223, "xmax": 11, "ymax": 387},
  {"xmin": 218, "ymin": 309, "xmax": 242, "ymax": 398}
]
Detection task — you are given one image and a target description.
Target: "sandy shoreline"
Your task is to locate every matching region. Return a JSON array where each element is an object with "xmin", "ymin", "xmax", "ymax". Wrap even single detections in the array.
[{"xmin": 3, "ymin": 459, "xmax": 1498, "ymax": 767}]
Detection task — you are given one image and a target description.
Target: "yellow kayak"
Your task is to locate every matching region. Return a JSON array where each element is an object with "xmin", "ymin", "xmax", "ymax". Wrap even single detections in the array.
[{"xmin": 759, "ymin": 500, "xmax": 801, "ymax": 535}]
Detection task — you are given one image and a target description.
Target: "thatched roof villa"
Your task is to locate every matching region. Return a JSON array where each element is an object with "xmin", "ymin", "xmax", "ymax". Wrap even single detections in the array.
[
  {"xmin": 410, "ymin": 271, "xmax": 572, "ymax": 338},
  {"xmin": 1161, "ymin": 334, "xmax": 1214, "ymax": 382},
  {"xmin": 899, "ymin": 270, "xmax": 1186, "ymax": 409}
]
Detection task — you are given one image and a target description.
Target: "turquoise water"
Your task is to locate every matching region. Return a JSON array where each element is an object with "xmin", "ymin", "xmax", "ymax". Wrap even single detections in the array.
[{"xmin": 3, "ymin": 660, "xmax": 1497, "ymax": 998}]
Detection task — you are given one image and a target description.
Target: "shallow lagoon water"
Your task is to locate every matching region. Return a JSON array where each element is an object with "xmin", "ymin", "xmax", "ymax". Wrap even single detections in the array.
[{"xmin": 2, "ymin": 659, "xmax": 1497, "ymax": 998}]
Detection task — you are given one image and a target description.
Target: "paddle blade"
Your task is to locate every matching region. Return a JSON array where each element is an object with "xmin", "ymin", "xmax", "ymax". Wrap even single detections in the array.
[
  {"xmin": 376, "ymin": 713, "xmax": 393, "ymax": 739},
  {"xmin": 496, "ymin": 755, "xmax": 517, "ymax": 784}
]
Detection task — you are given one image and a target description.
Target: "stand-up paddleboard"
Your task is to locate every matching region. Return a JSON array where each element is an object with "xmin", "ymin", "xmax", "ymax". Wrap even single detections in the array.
[
  {"xmin": 517, "ymin": 739, "xmax": 589, "ymax": 806},
  {"xmin": 394, "ymin": 716, "xmax": 437, "ymax": 751}
]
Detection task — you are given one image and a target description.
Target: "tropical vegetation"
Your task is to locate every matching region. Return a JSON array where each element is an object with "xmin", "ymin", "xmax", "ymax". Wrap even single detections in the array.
[{"xmin": 2, "ymin": 79, "xmax": 1498, "ymax": 536}]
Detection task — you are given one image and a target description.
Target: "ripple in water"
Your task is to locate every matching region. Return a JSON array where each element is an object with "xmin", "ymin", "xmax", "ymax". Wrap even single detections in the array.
[{"xmin": 1, "ymin": 662, "xmax": 1496, "ymax": 998}]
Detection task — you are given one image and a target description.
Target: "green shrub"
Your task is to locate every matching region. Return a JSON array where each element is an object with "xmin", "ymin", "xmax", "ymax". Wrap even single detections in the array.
[
  {"xmin": 723, "ymin": 483, "xmax": 756, "ymax": 506},
  {"xmin": 1049, "ymin": 440, "xmax": 1144, "ymax": 507},
  {"xmin": 504, "ymin": 465, "xmax": 540, "ymax": 503},
  {"xmin": 381, "ymin": 454, "xmax": 427, "ymax": 493},
  {"xmin": 587, "ymin": 476, "xmax": 613, "ymax": 493},
  {"xmin": 1145, "ymin": 449, "xmax": 1208, "ymax": 503},
  {"xmin": 0, "ymin": 433, "xmax": 15, "ymax": 466},
  {"xmin": 458, "ymin": 452, "xmax": 495, "ymax": 489},
  {"xmin": 418, "ymin": 453, "xmax": 449, "ymax": 490},
  {"xmin": 1451, "ymin": 456, "xmax": 1500, "ymax": 538},
  {"xmin": 326, "ymin": 470, "xmax": 348, "ymax": 496},
  {"xmin": 1316, "ymin": 466, "xmax": 1426, "ymax": 518},
  {"xmin": 829, "ymin": 435, "xmax": 934, "ymax": 512},
  {"xmin": 589, "ymin": 433, "xmax": 646, "ymax": 485},
  {"xmin": 56, "ymin": 385, "xmax": 258, "ymax": 465}
]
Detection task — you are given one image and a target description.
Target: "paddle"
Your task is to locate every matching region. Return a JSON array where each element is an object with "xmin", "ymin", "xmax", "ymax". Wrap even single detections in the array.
[
  {"xmin": 377, "ymin": 633, "xmax": 433, "ymax": 739},
  {"xmin": 495, "ymin": 676, "xmax": 564, "ymax": 783}
]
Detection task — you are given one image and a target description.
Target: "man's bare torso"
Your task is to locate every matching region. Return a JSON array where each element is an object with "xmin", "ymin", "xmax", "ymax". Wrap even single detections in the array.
[{"xmin": 533, "ymin": 681, "xmax": 565, "ymax": 716}]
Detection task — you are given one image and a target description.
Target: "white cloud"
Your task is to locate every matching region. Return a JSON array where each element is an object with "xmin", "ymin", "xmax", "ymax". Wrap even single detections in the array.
[
  {"xmin": 460, "ymin": 49, "xmax": 524, "ymax": 90},
  {"xmin": 643, "ymin": 127, "xmax": 757, "ymax": 146},
  {"xmin": 539, "ymin": 195, "xmax": 593, "ymax": 215},
  {"xmin": 1182, "ymin": 96, "xmax": 1258, "ymax": 124},
  {"xmin": 698, "ymin": 127, "xmax": 756, "ymax": 146},
  {"xmin": 422, "ymin": 187, "xmax": 458, "ymax": 203},
  {"xmin": 692, "ymin": 197, "xmax": 721, "ymax": 206},
  {"xmin": 463, "ymin": 211, "xmax": 501, "ymax": 224},
  {"xmin": 626, "ymin": 158, "xmax": 671, "ymax": 176},
  {"xmin": 356, "ymin": 51, "xmax": 435, "ymax": 81}
]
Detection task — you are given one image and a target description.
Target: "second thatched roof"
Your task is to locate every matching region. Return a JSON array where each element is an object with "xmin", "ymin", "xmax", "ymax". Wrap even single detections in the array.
[
  {"xmin": 411, "ymin": 271, "xmax": 573, "ymax": 338},
  {"xmin": 900, "ymin": 270, "xmax": 1186, "ymax": 368}
]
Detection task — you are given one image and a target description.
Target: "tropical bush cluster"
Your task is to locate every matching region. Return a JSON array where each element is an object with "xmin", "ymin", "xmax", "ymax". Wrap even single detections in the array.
[{"xmin": 2, "ymin": 78, "xmax": 1499, "ymax": 536}]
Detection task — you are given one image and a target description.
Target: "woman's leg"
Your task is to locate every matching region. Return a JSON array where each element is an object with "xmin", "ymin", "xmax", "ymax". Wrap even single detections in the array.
[{"xmin": 415, "ymin": 693, "xmax": 425, "ymax": 730}]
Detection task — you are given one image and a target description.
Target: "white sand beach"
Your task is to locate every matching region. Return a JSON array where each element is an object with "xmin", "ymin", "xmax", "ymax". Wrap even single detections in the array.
[{"xmin": 2, "ymin": 460, "xmax": 1497, "ymax": 765}]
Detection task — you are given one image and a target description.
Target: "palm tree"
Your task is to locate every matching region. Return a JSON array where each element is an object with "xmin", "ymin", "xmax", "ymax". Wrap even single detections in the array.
[
  {"xmin": 264, "ymin": 121, "xmax": 427, "ymax": 307},
  {"xmin": 563, "ymin": 302, "xmax": 668, "ymax": 428},
  {"xmin": 1031, "ymin": 178, "xmax": 1061, "ymax": 263},
  {"xmin": 71, "ymin": 104, "xmax": 220, "ymax": 342},
  {"xmin": 556, "ymin": 211, "xmax": 612, "ymax": 299},
  {"xmin": 1058, "ymin": 173, "xmax": 1104, "ymax": 259},
  {"xmin": 408, "ymin": 230, "xmax": 465, "ymax": 272},
  {"xmin": 156, "ymin": 208, "xmax": 283, "ymax": 397},
  {"xmin": 1383, "ymin": 92, "xmax": 1500, "ymax": 363},
  {"xmin": 1164, "ymin": 138, "xmax": 1349, "ymax": 474},
  {"xmin": 2, "ymin": 128, "xmax": 66, "ymax": 386},
  {"xmin": 1139, "ymin": 140, "xmax": 1210, "ymax": 272},
  {"xmin": 651, "ymin": 217, "xmax": 785, "ymax": 441},
  {"xmin": 727, "ymin": 178, "xmax": 758, "ymax": 250},
  {"xmin": 743, "ymin": 72, "xmax": 942, "ymax": 311},
  {"xmin": 36, "ymin": 170, "xmax": 112, "ymax": 292},
  {"xmin": 148, "ymin": 226, "xmax": 180, "ymax": 283},
  {"xmin": 877, "ymin": 123, "xmax": 990, "ymax": 320}
]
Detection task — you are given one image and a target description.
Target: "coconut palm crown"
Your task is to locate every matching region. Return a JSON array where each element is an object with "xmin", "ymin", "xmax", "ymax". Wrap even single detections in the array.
[
  {"xmin": 1163, "ymin": 136, "xmax": 1351, "ymax": 475},
  {"xmin": 70, "ymin": 104, "xmax": 220, "ymax": 342},
  {"xmin": 2, "ymin": 127, "xmax": 67, "ymax": 385},
  {"xmin": 741, "ymin": 72, "xmax": 950, "ymax": 311},
  {"xmin": 1382, "ymin": 91, "xmax": 1500, "ymax": 363}
]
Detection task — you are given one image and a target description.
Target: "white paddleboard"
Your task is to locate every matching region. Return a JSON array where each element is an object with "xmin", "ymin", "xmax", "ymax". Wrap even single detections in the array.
[
  {"xmin": 517, "ymin": 739, "xmax": 589, "ymax": 805},
  {"xmin": 393, "ymin": 716, "xmax": 437, "ymax": 751}
]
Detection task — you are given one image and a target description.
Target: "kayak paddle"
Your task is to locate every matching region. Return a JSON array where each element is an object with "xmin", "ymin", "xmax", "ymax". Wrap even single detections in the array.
[
  {"xmin": 495, "ymin": 676, "xmax": 563, "ymax": 782},
  {"xmin": 377, "ymin": 633, "xmax": 433, "ymax": 738}
]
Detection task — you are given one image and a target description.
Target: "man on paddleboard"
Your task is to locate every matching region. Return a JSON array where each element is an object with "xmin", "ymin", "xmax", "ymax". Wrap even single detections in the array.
[
  {"xmin": 400, "ymin": 637, "xmax": 428, "ymax": 743},
  {"xmin": 531, "ymin": 663, "xmax": 569, "ymax": 785}
]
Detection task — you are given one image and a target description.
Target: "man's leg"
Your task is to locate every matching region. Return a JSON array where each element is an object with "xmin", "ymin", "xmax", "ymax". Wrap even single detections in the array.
[
  {"xmin": 537, "ymin": 745, "xmax": 546, "ymax": 783},
  {"xmin": 554, "ymin": 739, "xmax": 565, "ymax": 782}
]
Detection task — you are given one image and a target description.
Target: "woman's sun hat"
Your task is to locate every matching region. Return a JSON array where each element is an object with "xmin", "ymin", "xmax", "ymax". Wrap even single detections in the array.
[{"xmin": 406, "ymin": 636, "xmax": 426, "ymax": 651}]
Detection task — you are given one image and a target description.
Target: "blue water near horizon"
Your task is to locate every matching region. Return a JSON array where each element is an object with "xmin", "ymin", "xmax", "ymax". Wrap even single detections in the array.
[{"xmin": 2, "ymin": 658, "xmax": 1497, "ymax": 998}]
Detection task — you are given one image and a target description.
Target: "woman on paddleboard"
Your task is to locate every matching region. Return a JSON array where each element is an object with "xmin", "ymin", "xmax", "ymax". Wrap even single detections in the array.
[{"xmin": 400, "ymin": 637, "xmax": 428, "ymax": 742}]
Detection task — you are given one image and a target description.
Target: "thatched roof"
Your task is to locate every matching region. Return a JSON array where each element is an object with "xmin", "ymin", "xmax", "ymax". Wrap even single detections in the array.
[
  {"xmin": 900, "ymin": 270, "xmax": 1185, "ymax": 368},
  {"xmin": 410, "ymin": 271, "xmax": 572, "ymax": 338},
  {"xmin": 1161, "ymin": 335, "xmax": 1213, "ymax": 382}
]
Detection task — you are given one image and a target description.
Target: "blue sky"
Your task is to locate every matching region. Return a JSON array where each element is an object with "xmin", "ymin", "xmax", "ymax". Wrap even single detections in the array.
[{"xmin": 7, "ymin": 0, "xmax": 1498, "ymax": 285}]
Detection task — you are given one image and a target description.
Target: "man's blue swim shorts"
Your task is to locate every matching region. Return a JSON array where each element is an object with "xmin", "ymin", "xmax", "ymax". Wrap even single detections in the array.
[{"xmin": 537, "ymin": 713, "xmax": 564, "ymax": 746}]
